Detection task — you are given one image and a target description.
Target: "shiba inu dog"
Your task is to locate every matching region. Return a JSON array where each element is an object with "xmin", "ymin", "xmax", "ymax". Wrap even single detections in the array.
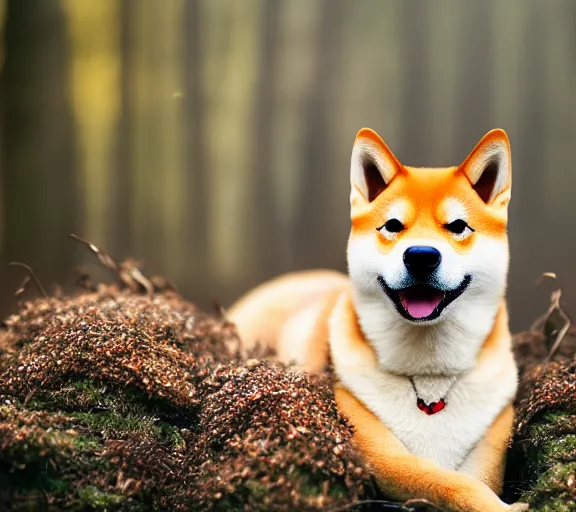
[{"xmin": 228, "ymin": 128, "xmax": 527, "ymax": 511}]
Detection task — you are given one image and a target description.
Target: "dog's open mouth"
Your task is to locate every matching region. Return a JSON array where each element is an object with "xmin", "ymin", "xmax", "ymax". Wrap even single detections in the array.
[
  {"xmin": 399, "ymin": 286, "xmax": 444, "ymax": 319},
  {"xmin": 377, "ymin": 275, "xmax": 472, "ymax": 322}
]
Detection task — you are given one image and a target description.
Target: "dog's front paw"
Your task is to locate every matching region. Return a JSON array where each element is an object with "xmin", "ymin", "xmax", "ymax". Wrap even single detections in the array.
[{"xmin": 508, "ymin": 503, "xmax": 530, "ymax": 511}]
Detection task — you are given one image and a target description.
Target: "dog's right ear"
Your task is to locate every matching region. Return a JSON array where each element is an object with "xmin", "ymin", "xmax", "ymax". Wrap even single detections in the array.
[{"xmin": 350, "ymin": 128, "xmax": 402, "ymax": 202}]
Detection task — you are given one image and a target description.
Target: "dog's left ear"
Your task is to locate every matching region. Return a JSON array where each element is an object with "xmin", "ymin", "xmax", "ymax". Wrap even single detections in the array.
[{"xmin": 460, "ymin": 129, "xmax": 511, "ymax": 204}]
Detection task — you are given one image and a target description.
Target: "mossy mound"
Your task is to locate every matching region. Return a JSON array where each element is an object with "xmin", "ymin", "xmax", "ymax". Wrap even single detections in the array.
[
  {"xmin": 506, "ymin": 321, "xmax": 576, "ymax": 511},
  {"xmin": 0, "ymin": 287, "xmax": 378, "ymax": 511},
  {"xmin": 0, "ymin": 275, "xmax": 575, "ymax": 511}
]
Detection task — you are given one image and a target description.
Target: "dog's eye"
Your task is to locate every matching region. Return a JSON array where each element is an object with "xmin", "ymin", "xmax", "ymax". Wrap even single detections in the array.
[
  {"xmin": 378, "ymin": 219, "xmax": 404, "ymax": 233},
  {"xmin": 445, "ymin": 219, "xmax": 474, "ymax": 235}
]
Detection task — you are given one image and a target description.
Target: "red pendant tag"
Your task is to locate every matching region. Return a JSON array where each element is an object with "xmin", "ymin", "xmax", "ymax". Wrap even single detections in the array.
[{"xmin": 417, "ymin": 398, "xmax": 446, "ymax": 415}]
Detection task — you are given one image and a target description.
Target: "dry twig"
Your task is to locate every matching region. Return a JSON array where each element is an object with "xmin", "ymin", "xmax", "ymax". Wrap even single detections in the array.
[
  {"xmin": 8, "ymin": 262, "xmax": 48, "ymax": 298},
  {"xmin": 533, "ymin": 272, "xmax": 572, "ymax": 363}
]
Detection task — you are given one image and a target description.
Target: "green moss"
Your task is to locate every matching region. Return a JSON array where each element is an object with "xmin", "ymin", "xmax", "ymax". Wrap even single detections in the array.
[
  {"xmin": 511, "ymin": 411, "xmax": 576, "ymax": 510},
  {"xmin": 157, "ymin": 422, "xmax": 186, "ymax": 448},
  {"xmin": 71, "ymin": 410, "xmax": 159, "ymax": 438},
  {"xmin": 77, "ymin": 486, "xmax": 126, "ymax": 508},
  {"xmin": 0, "ymin": 404, "xmax": 15, "ymax": 415},
  {"xmin": 72, "ymin": 379, "xmax": 106, "ymax": 402},
  {"xmin": 327, "ymin": 481, "xmax": 348, "ymax": 500},
  {"xmin": 213, "ymin": 498, "xmax": 244, "ymax": 512},
  {"xmin": 24, "ymin": 379, "xmax": 106, "ymax": 411},
  {"xmin": 46, "ymin": 477, "xmax": 73, "ymax": 494},
  {"xmin": 18, "ymin": 378, "xmax": 185, "ymax": 449},
  {"xmin": 521, "ymin": 461, "xmax": 576, "ymax": 511},
  {"xmin": 299, "ymin": 479, "xmax": 323, "ymax": 498},
  {"xmin": 2, "ymin": 428, "xmax": 75, "ymax": 466},
  {"xmin": 25, "ymin": 379, "xmax": 145, "ymax": 416},
  {"xmin": 296, "ymin": 469, "xmax": 346, "ymax": 500},
  {"xmin": 69, "ymin": 410, "xmax": 185, "ymax": 449},
  {"xmin": 516, "ymin": 412, "xmax": 576, "ymax": 477},
  {"xmin": 542, "ymin": 434, "xmax": 576, "ymax": 462},
  {"xmin": 72, "ymin": 433, "xmax": 102, "ymax": 452},
  {"xmin": 244, "ymin": 479, "xmax": 268, "ymax": 497},
  {"xmin": 529, "ymin": 412, "xmax": 575, "ymax": 443}
]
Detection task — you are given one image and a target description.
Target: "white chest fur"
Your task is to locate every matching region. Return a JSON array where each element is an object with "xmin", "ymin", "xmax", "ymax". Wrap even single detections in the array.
[{"xmin": 333, "ymin": 348, "xmax": 518, "ymax": 470}]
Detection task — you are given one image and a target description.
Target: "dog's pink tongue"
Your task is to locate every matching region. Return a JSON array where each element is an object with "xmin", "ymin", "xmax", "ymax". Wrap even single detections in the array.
[{"xmin": 399, "ymin": 287, "xmax": 444, "ymax": 319}]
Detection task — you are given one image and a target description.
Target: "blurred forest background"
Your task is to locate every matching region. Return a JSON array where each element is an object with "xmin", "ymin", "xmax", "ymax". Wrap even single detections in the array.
[{"xmin": 0, "ymin": 0, "xmax": 575, "ymax": 332}]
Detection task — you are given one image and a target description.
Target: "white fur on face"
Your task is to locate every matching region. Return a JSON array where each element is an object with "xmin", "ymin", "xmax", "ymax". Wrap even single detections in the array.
[
  {"xmin": 443, "ymin": 198, "xmax": 474, "ymax": 242},
  {"xmin": 346, "ymin": 230, "xmax": 509, "ymax": 375},
  {"xmin": 377, "ymin": 199, "xmax": 409, "ymax": 241},
  {"xmin": 383, "ymin": 199, "xmax": 409, "ymax": 224},
  {"xmin": 443, "ymin": 197, "xmax": 468, "ymax": 223}
]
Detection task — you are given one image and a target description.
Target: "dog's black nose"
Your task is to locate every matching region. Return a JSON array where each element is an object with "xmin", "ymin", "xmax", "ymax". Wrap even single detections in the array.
[{"xmin": 403, "ymin": 246, "xmax": 441, "ymax": 278}]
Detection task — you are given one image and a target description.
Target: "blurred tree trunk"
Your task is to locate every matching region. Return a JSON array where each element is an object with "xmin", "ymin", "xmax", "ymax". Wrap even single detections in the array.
[
  {"xmin": 251, "ymin": 0, "xmax": 280, "ymax": 278},
  {"xmin": 0, "ymin": 0, "xmax": 77, "ymax": 294},
  {"xmin": 125, "ymin": 0, "xmax": 186, "ymax": 283},
  {"xmin": 201, "ymin": 0, "xmax": 264, "ymax": 292},
  {"xmin": 0, "ymin": 0, "xmax": 6, "ymax": 257},
  {"xmin": 327, "ymin": 0, "xmax": 404, "ymax": 254},
  {"xmin": 541, "ymin": 0, "xmax": 574, "ymax": 219},
  {"xmin": 425, "ymin": 0, "xmax": 461, "ymax": 164},
  {"xmin": 453, "ymin": 1, "xmax": 492, "ymax": 152},
  {"xmin": 294, "ymin": 0, "xmax": 347, "ymax": 272},
  {"xmin": 109, "ymin": 0, "xmax": 135, "ymax": 260},
  {"xmin": 398, "ymin": 0, "xmax": 430, "ymax": 163},
  {"xmin": 516, "ymin": 2, "xmax": 546, "ymax": 231},
  {"xmin": 182, "ymin": 0, "xmax": 208, "ymax": 298},
  {"xmin": 63, "ymin": 0, "xmax": 120, "ymax": 251},
  {"xmin": 266, "ymin": 0, "xmax": 324, "ymax": 272}
]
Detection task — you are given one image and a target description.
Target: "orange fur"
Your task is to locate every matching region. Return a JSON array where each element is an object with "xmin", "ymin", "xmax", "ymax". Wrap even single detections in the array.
[
  {"xmin": 276, "ymin": 286, "xmax": 345, "ymax": 372},
  {"xmin": 352, "ymin": 166, "xmax": 507, "ymax": 248},
  {"xmin": 328, "ymin": 291, "xmax": 379, "ymax": 366},
  {"xmin": 477, "ymin": 302, "xmax": 511, "ymax": 363},
  {"xmin": 227, "ymin": 269, "xmax": 347, "ymax": 359},
  {"xmin": 459, "ymin": 404, "xmax": 514, "ymax": 494}
]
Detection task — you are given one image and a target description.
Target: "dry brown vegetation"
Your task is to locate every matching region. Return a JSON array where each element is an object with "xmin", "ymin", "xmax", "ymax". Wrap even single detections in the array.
[{"xmin": 0, "ymin": 279, "xmax": 377, "ymax": 511}]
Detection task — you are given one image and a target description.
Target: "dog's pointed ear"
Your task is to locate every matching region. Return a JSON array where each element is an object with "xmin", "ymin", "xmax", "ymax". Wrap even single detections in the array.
[
  {"xmin": 350, "ymin": 128, "xmax": 402, "ymax": 202},
  {"xmin": 460, "ymin": 129, "xmax": 511, "ymax": 204}
]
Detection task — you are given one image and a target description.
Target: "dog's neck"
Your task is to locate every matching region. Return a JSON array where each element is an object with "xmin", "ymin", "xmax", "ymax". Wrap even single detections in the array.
[{"xmin": 350, "ymin": 288, "xmax": 510, "ymax": 376}]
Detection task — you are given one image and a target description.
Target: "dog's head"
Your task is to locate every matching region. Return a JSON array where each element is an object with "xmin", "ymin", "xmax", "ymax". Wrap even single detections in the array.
[{"xmin": 347, "ymin": 128, "xmax": 511, "ymax": 371}]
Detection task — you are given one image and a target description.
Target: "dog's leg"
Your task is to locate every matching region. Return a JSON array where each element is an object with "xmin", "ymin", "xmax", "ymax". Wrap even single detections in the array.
[
  {"xmin": 457, "ymin": 405, "xmax": 529, "ymax": 511},
  {"xmin": 335, "ymin": 386, "xmax": 515, "ymax": 512},
  {"xmin": 457, "ymin": 404, "xmax": 514, "ymax": 494}
]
